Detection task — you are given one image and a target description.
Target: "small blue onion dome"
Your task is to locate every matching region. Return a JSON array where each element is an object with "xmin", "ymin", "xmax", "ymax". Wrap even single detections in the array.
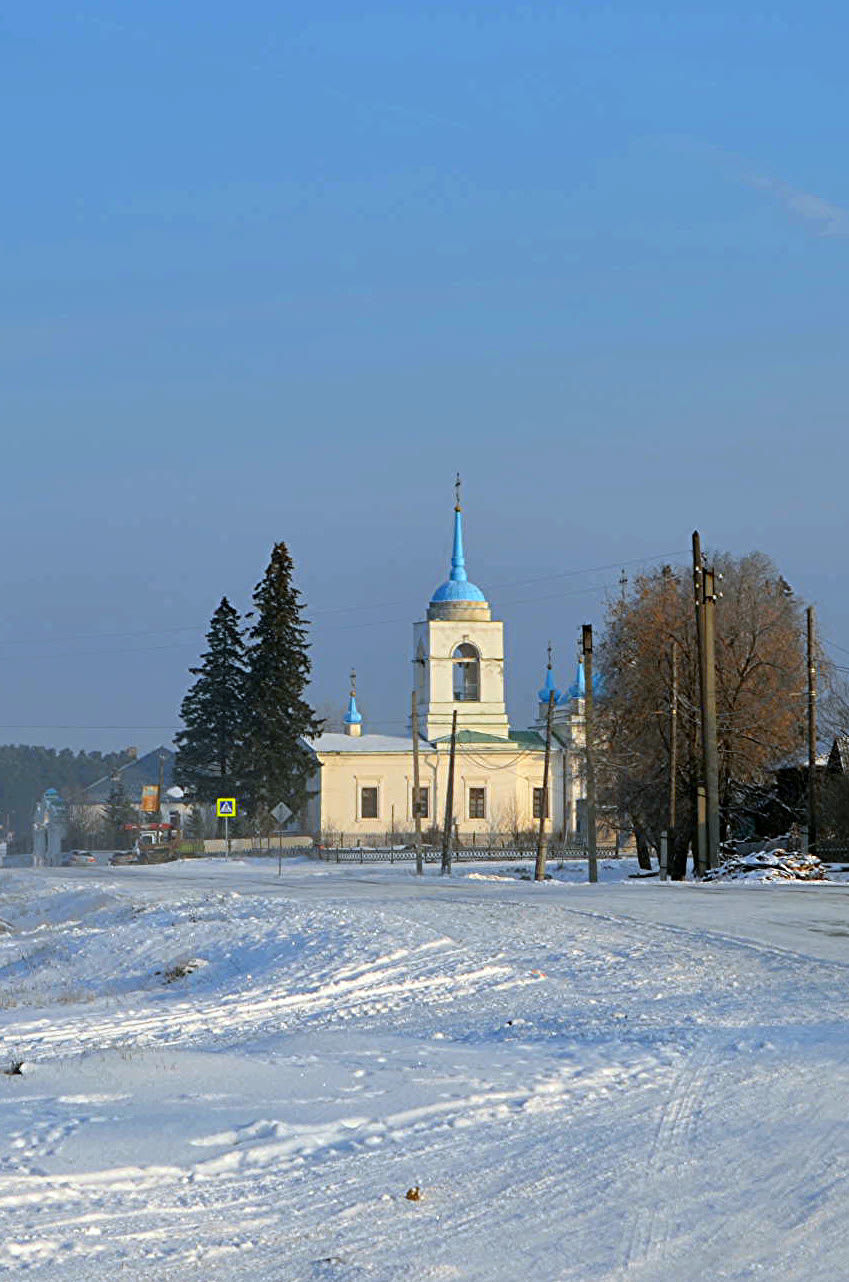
[
  {"xmin": 430, "ymin": 504, "xmax": 487, "ymax": 604},
  {"xmin": 560, "ymin": 660, "xmax": 602, "ymax": 702},
  {"xmin": 570, "ymin": 660, "xmax": 585, "ymax": 700},
  {"xmin": 344, "ymin": 694, "xmax": 362, "ymax": 725},
  {"xmin": 538, "ymin": 665, "xmax": 562, "ymax": 705},
  {"xmin": 343, "ymin": 670, "xmax": 363, "ymax": 724}
]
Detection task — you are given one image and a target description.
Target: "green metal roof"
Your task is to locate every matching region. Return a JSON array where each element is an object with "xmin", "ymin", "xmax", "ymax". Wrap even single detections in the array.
[
  {"xmin": 431, "ymin": 728, "xmax": 545, "ymax": 748},
  {"xmin": 432, "ymin": 729, "xmax": 511, "ymax": 745}
]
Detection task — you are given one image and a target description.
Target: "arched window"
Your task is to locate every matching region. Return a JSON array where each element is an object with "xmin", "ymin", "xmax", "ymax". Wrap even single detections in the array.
[{"xmin": 453, "ymin": 643, "xmax": 480, "ymax": 702}]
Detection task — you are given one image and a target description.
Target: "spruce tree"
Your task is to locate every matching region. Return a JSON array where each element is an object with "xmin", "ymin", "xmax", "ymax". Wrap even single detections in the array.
[
  {"xmin": 241, "ymin": 542, "xmax": 322, "ymax": 820},
  {"xmin": 175, "ymin": 597, "xmax": 247, "ymax": 803}
]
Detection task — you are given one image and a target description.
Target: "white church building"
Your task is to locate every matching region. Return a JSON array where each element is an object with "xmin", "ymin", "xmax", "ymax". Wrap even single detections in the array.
[{"xmin": 304, "ymin": 490, "xmax": 593, "ymax": 846}]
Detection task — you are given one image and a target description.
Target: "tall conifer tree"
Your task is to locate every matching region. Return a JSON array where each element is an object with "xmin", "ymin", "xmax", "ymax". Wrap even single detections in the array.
[
  {"xmin": 242, "ymin": 542, "xmax": 322, "ymax": 819},
  {"xmin": 175, "ymin": 597, "xmax": 247, "ymax": 802}
]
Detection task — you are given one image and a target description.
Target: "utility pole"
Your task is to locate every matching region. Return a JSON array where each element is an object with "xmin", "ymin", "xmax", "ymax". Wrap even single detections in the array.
[
  {"xmin": 807, "ymin": 605, "xmax": 818, "ymax": 853},
  {"xmin": 669, "ymin": 641, "xmax": 678, "ymax": 837},
  {"xmin": 582, "ymin": 625, "xmax": 598, "ymax": 884},
  {"xmin": 441, "ymin": 709, "xmax": 458, "ymax": 876},
  {"xmin": 692, "ymin": 532, "xmax": 707, "ymax": 875},
  {"xmin": 701, "ymin": 565, "xmax": 720, "ymax": 870},
  {"xmin": 411, "ymin": 689, "xmax": 424, "ymax": 875},
  {"xmin": 157, "ymin": 748, "xmax": 166, "ymax": 832},
  {"xmin": 535, "ymin": 690, "xmax": 556, "ymax": 882}
]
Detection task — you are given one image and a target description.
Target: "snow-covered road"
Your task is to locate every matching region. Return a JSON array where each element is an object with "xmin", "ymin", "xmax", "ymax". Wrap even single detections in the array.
[{"xmin": 1, "ymin": 857, "xmax": 848, "ymax": 1279}]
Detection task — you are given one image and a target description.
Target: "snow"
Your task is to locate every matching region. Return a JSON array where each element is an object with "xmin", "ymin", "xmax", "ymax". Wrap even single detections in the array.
[
  {"xmin": 2, "ymin": 856, "xmax": 849, "ymax": 1279},
  {"xmin": 703, "ymin": 848, "xmax": 827, "ymax": 882},
  {"xmin": 308, "ymin": 733, "xmax": 420, "ymax": 753}
]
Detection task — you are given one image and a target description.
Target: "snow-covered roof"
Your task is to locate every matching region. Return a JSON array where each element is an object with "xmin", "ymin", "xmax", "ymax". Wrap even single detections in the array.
[{"xmin": 309, "ymin": 733, "xmax": 429, "ymax": 754}]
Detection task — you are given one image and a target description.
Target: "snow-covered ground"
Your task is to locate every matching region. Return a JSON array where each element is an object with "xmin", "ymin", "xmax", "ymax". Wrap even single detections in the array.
[{"xmin": 2, "ymin": 856, "xmax": 849, "ymax": 1280}]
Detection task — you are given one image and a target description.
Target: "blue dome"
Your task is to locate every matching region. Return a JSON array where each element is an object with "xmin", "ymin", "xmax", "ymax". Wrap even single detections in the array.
[
  {"xmin": 538, "ymin": 666, "xmax": 562, "ymax": 705},
  {"xmin": 343, "ymin": 671, "xmax": 363, "ymax": 725},
  {"xmin": 431, "ymin": 578, "xmax": 487, "ymax": 604},
  {"xmin": 560, "ymin": 661, "xmax": 602, "ymax": 703},
  {"xmin": 429, "ymin": 504, "xmax": 488, "ymax": 606},
  {"xmin": 344, "ymin": 695, "xmax": 362, "ymax": 725}
]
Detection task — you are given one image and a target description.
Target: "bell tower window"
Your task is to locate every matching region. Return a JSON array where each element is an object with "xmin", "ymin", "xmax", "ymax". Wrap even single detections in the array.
[{"xmin": 453, "ymin": 643, "xmax": 480, "ymax": 702}]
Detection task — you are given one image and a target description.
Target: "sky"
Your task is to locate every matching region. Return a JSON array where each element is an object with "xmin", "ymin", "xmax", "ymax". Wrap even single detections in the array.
[{"xmin": 1, "ymin": 1, "xmax": 848, "ymax": 754}]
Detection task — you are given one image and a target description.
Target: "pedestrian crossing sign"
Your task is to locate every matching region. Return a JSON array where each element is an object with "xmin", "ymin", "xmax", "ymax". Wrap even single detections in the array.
[{"xmin": 216, "ymin": 798, "xmax": 237, "ymax": 818}]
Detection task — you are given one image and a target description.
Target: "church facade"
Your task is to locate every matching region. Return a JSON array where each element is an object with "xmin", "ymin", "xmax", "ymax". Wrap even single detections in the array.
[{"xmin": 304, "ymin": 492, "xmax": 592, "ymax": 846}]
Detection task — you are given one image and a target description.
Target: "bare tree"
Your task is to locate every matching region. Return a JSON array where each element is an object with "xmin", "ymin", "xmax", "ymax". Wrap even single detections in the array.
[{"xmin": 597, "ymin": 553, "xmax": 809, "ymax": 877}]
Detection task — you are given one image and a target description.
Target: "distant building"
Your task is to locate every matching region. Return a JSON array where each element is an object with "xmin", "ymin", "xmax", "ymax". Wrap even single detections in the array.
[{"xmin": 81, "ymin": 747, "xmax": 188, "ymax": 831}]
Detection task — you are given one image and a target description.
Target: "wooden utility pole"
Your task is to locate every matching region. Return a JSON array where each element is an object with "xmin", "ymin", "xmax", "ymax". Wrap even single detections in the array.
[
  {"xmin": 535, "ymin": 691, "xmax": 556, "ymax": 882},
  {"xmin": 582, "ymin": 625, "xmax": 598, "ymax": 884},
  {"xmin": 692, "ymin": 532, "xmax": 707, "ymax": 875},
  {"xmin": 701, "ymin": 565, "xmax": 720, "ymax": 870},
  {"xmin": 807, "ymin": 605, "xmax": 818, "ymax": 853},
  {"xmin": 411, "ymin": 689, "xmax": 423, "ymax": 876},
  {"xmin": 669, "ymin": 641, "xmax": 678, "ymax": 836},
  {"xmin": 441, "ymin": 709, "xmax": 458, "ymax": 876}
]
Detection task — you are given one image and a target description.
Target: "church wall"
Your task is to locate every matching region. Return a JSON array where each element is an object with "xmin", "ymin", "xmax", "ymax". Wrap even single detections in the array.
[{"xmin": 311, "ymin": 745, "xmax": 569, "ymax": 843}]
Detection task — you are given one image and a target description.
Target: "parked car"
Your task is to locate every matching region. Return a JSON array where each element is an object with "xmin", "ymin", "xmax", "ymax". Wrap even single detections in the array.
[
  {"xmin": 62, "ymin": 851, "xmax": 96, "ymax": 866},
  {"xmin": 109, "ymin": 852, "xmax": 138, "ymax": 866}
]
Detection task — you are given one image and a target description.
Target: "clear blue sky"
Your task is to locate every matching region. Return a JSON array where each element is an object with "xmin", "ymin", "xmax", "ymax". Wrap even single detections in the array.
[{"xmin": 2, "ymin": 1, "xmax": 847, "ymax": 752}]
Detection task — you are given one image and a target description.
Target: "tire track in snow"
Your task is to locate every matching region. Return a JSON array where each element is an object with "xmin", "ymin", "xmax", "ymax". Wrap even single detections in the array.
[
  {"xmin": 557, "ymin": 901, "xmax": 849, "ymax": 978},
  {"xmin": 618, "ymin": 1041, "xmax": 712, "ymax": 1275},
  {"xmin": 1, "ymin": 943, "xmax": 513, "ymax": 1062}
]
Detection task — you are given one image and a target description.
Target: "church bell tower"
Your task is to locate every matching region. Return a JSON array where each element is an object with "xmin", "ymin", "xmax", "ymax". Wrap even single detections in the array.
[{"xmin": 413, "ymin": 478, "xmax": 510, "ymax": 741}]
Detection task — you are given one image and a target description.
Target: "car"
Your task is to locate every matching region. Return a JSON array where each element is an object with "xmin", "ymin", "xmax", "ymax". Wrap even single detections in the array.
[
  {"xmin": 62, "ymin": 851, "xmax": 96, "ymax": 866},
  {"xmin": 109, "ymin": 852, "xmax": 138, "ymax": 866}
]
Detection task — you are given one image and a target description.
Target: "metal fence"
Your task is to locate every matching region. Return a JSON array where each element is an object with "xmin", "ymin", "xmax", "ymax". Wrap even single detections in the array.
[{"xmin": 315, "ymin": 845, "xmax": 620, "ymax": 864}]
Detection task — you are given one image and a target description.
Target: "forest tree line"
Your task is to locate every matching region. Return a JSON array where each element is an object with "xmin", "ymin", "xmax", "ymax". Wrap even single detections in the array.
[{"xmin": 0, "ymin": 745, "xmax": 130, "ymax": 848}]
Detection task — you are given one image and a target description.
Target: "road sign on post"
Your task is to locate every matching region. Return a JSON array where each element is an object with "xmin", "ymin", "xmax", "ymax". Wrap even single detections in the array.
[{"xmin": 216, "ymin": 798, "xmax": 237, "ymax": 858}]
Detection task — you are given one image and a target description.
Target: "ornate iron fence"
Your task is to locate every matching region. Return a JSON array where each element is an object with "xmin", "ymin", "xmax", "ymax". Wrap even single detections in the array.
[{"xmin": 316, "ymin": 845, "xmax": 619, "ymax": 864}]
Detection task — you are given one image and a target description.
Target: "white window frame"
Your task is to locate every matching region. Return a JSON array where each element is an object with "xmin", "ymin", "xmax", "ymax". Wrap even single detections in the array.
[
  {"xmin": 467, "ymin": 785, "xmax": 487, "ymax": 820},
  {"xmin": 358, "ymin": 782, "xmax": 380, "ymax": 821}
]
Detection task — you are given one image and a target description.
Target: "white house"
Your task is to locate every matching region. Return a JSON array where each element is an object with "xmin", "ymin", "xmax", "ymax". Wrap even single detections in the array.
[{"xmin": 304, "ymin": 489, "xmax": 593, "ymax": 845}]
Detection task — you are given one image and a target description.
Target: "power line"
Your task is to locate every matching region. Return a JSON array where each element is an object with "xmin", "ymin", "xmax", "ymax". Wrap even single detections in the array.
[
  {"xmin": 0, "ymin": 576, "xmax": 641, "ymax": 663},
  {"xmin": 0, "ymin": 724, "xmax": 180, "ymax": 731},
  {"xmin": 0, "ymin": 548, "xmax": 687, "ymax": 654}
]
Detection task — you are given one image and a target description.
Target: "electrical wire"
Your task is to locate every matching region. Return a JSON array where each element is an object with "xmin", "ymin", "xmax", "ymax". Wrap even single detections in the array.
[{"xmin": 0, "ymin": 548, "xmax": 688, "ymax": 657}]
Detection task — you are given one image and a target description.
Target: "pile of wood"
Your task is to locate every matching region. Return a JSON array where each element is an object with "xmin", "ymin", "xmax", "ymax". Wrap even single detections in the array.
[{"xmin": 704, "ymin": 848, "xmax": 826, "ymax": 882}]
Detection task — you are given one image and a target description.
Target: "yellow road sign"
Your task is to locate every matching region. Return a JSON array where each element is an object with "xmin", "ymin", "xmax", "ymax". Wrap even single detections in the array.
[{"xmin": 216, "ymin": 798, "xmax": 237, "ymax": 818}]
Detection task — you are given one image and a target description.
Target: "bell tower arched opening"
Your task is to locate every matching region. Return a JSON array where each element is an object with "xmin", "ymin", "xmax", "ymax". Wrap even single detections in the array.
[{"xmin": 452, "ymin": 643, "xmax": 480, "ymax": 702}]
